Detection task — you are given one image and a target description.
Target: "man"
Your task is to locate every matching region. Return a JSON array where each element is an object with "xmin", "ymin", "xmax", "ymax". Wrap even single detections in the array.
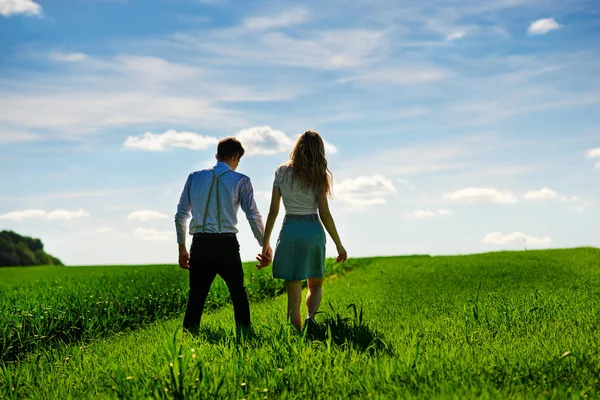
[{"xmin": 175, "ymin": 137, "xmax": 272, "ymax": 332}]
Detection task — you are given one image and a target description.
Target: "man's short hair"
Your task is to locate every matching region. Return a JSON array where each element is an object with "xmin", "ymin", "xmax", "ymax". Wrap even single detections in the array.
[{"xmin": 217, "ymin": 137, "xmax": 245, "ymax": 160}]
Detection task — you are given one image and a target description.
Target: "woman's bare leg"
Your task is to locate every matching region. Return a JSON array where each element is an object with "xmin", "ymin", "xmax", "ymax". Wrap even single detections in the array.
[
  {"xmin": 285, "ymin": 280, "xmax": 303, "ymax": 330},
  {"xmin": 306, "ymin": 277, "xmax": 324, "ymax": 319}
]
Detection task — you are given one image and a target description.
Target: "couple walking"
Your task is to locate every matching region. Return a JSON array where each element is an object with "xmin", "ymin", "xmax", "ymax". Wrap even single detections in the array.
[{"xmin": 175, "ymin": 131, "xmax": 347, "ymax": 332}]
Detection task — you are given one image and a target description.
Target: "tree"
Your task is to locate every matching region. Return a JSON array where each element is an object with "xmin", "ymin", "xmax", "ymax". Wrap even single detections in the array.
[
  {"xmin": 34, "ymin": 249, "xmax": 52, "ymax": 265},
  {"xmin": 16, "ymin": 242, "xmax": 36, "ymax": 266},
  {"xmin": 0, "ymin": 231, "xmax": 63, "ymax": 267}
]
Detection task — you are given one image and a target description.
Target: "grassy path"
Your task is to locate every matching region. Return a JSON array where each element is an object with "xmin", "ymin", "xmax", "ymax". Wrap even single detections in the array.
[{"xmin": 2, "ymin": 248, "xmax": 600, "ymax": 399}]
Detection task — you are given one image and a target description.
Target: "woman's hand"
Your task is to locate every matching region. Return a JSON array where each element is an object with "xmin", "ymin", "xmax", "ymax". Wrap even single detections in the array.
[
  {"xmin": 336, "ymin": 245, "xmax": 347, "ymax": 263},
  {"xmin": 255, "ymin": 245, "xmax": 273, "ymax": 269}
]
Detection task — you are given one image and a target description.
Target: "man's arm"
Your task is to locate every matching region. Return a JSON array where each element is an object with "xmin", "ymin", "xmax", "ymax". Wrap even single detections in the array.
[
  {"xmin": 239, "ymin": 176, "xmax": 265, "ymax": 247},
  {"xmin": 175, "ymin": 173, "xmax": 193, "ymax": 269}
]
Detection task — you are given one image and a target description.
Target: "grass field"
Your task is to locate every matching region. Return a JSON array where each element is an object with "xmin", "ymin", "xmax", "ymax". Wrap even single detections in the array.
[
  {"xmin": 1, "ymin": 248, "xmax": 599, "ymax": 399},
  {"xmin": 0, "ymin": 257, "xmax": 355, "ymax": 362}
]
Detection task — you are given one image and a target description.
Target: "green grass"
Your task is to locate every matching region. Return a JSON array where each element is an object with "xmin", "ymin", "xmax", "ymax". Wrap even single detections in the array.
[
  {"xmin": 1, "ymin": 248, "xmax": 600, "ymax": 399},
  {"xmin": 0, "ymin": 259, "xmax": 356, "ymax": 362}
]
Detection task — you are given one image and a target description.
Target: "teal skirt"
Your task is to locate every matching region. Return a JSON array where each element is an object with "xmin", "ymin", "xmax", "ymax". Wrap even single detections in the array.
[{"xmin": 272, "ymin": 214, "xmax": 326, "ymax": 280}]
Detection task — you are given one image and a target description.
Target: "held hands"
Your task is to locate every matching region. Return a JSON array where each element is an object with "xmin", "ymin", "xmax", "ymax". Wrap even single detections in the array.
[
  {"xmin": 255, "ymin": 245, "xmax": 273, "ymax": 270},
  {"xmin": 336, "ymin": 245, "xmax": 348, "ymax": 263}
]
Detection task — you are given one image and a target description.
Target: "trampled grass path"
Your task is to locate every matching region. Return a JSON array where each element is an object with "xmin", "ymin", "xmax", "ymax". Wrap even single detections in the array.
[{"xmin": 2, "ymin": 248, "xmax": 600, "ymax": 399}]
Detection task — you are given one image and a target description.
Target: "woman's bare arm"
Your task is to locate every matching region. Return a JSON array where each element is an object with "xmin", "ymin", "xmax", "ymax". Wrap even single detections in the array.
[
  {"xmin": 257, "ymin": 187, "xmax": 281, "ymax": 268},
  {"xmin": 318, "ymin": 192, "xmax": 347, "ymax": 262},
  {"xmin": 264, "ymin": 187, "xmax": 281, "ymax": 247}
]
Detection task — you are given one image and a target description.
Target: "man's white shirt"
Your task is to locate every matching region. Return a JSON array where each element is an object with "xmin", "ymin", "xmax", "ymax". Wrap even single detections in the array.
[{"xmin": 175, "ymin": 162, "xmax": 265, "ymax": 246}]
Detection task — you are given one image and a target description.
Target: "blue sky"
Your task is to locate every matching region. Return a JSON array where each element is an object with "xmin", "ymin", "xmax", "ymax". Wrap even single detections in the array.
[{"xmin": 0, "ymin": 0, "xmax": 599, "ymax": 265}]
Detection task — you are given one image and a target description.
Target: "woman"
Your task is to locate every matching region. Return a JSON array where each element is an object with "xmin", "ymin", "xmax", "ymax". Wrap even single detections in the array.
[{"xmin": 257, "ymin": 130, "xmax": 347, "ymax": 331}]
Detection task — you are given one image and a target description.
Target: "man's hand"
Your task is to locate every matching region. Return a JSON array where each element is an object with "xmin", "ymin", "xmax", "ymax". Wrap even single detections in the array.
[
  {"xmin": 255, "ymin": 245, "xmax": 273, "ymax": 269},
  {"xmin": 178, "ymin": 244, "xmax": 190, "ymax": 270}
]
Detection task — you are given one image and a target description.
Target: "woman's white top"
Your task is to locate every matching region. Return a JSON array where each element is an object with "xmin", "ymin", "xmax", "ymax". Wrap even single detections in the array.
[{"xmin": 273, "ymin": 164, "xmax": 318, "ymax": 215}]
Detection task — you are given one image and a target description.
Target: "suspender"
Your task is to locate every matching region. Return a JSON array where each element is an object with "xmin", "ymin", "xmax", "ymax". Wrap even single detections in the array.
[{"xmin": 200, "ymin": 168, "xmax": 232, "ymax": 233}]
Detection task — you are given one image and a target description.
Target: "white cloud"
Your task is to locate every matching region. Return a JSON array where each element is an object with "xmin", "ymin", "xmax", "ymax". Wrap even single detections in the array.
[
  {"xmin": 176, "ymin": 28, "xmax": 388, "ymax": 70},
  {"xmin": 485, "ymin": 166, "xmax": 543, "ymax": 176},
  {"xmin": 405, "ymin": 209, "xmax": 453, "ymax": 219},
  {"xmin": 397, "ymin": 178, "xmax": 416, "ymax": 192},
  {"xmin": 443, "ymin": 188, "xmax": 518, "ymax": 204},
  {"xmin": 0, "ymin": 209, "xmax": 47, "ymax": 221},
  {"xmin": 254, "ymin": 190, "xmax": 273, "ymax": 201},
  {"xmin": 337, "ymin": 197, "xmax": 387, "ymax": 208},
  {"xmin": 337, "ymin": 175, "xmax": 396, "ymax": 197},
  {"xmin": 323, "ymin": 141, "xmax": 338, "ymax": 155},
  {"xmin": 0, "ymin": 52, "xmax": 251, "ymax": 136},
  {"xmin": 0, "ymin": 0, "xmax": 41, "ymax": 17},
  {"xmin": 133, "ymin": 227, "xmax": 172, "ymax": 241},
  {"xmin": 0, "ymin": 130, "xmax": 40, "ymax": 143},
  {"xmin": 559, "ymin": 195, "xmax": 581, "ymax": 202},
  {"xmin": 583, "ymin": 148, "xmax": 600, "ymax": 169},
  {"xmin": 338, "ymin": 67, "xmax": 446, "ymax": 85},
  {"xmin": 339, "ymin": 143, "xmax": 472, "ymax": 177},
  {"xmin": 114, "ymin": 54, "xmax": 202, "ymax": 82},
  {"xmin": 336, "ymin": 175, "xmax": 396, "ymax": 209},
  {"xmin": 451, "ymin": 93, "xmax": 598, "ymax": 126},
  {"xmin": 49, "ymin": 52, "xmax": 88, "ymax": 62},
  {"xmin": 0, "ymin": 92, "xmax": 242, "ymax": 134},
  {"xmin": 243, "ymin": 8, "xmax": 310, "ymax": 31},
  {"xmin": 236, "ymin": 126, "xmax": 294, "ymax": 155},
  {"xmin": 124, "ymin": 130, "xmax": 219, "ymax": 151},
  {"xmin": 0, "ymin": 209, "xmax": 90, "ymax": 221},
  {"xmin": 523, "ymin": 187, "xmax": 557, "ymax": 200},
  {"xmin": 587, "ymin": 148, "xmax": 600, "ymax": 158},
  {"xmin": 75, "ymin": 226, "xmax": 117, "ymax": 237},
  {"xmin": 482, "ymin": 232, "xmax": 552, "ymax": 246},
  {"xmin": 574, "ymin": 202, "xmax": 594, "ymax": 214},
  {"xmin": 199, "ymin": 159, "xmax": 215, "ymax": 170},
  {"xmin": 405, "ymin": 210, "xmax": 436, "ymax": 219},
  {"xmin": 235, "ymin": 126, "xmax": 338, "ymax": 156},
  {"xmin": 46, "ymin": 209, "xmax": 90, "ymax": 221},
  {"xmin": 446, "ymin": 31, "xmax": 467, "ymax": 41},
  {"xmin": 528, "ymin": 18, "xmax": 561, "ymax": 35},
  {"xmin": 265, "ymin": 29, "xmax": 389, "ymax": 69},
  {"xmin": 127, "ymin": 210, "xmax": 169, "ymax": 222}
]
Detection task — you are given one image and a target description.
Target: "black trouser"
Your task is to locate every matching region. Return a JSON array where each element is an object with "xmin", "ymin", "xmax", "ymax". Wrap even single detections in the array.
[{"xmin": 183, "ymin": 233, "xmax": 251, "ymax": 330}]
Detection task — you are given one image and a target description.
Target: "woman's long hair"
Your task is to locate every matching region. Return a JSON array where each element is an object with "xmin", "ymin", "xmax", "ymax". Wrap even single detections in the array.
[{"xmin": 289, "ymin": 130, "xmax": 333, "ymax": 198}]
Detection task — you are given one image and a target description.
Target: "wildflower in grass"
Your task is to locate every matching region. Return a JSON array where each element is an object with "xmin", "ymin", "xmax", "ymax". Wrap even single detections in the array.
[{"xmin": 560, "ymin": 351, "xmax": 571, "ymax": 358}]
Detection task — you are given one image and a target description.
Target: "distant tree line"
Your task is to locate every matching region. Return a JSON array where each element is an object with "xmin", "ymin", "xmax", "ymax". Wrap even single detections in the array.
[{"xmin": 0, "ymin": 231, "xmax": 63, "ymax": 267}]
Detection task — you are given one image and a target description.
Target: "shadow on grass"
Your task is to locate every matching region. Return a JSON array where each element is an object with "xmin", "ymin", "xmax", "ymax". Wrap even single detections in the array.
[
  {"xmin": 305, "ymin": 303, "xmax": 394, "ymax": 356},
  {"xmin": 184, "ymin": 304, "xmax": 392, "ymax": 356},
  {"xmin": 185, "ymin": 324, "xmax": 270, "ymax": 348}
]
